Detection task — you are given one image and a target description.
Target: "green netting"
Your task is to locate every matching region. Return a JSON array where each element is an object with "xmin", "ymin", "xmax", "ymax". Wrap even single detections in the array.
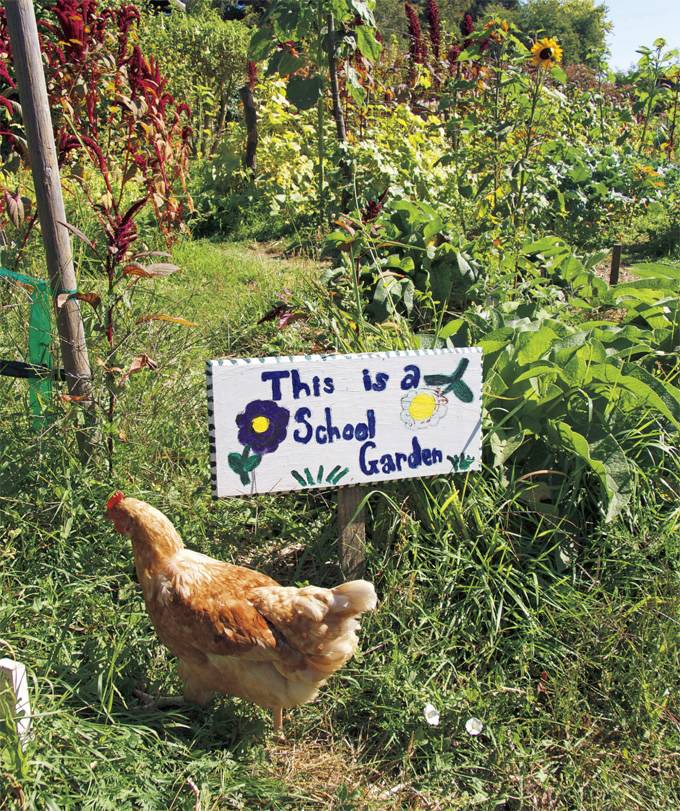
[{"xmin": 0, "ymin": 267, "xmax": 53, "ymax": 429}]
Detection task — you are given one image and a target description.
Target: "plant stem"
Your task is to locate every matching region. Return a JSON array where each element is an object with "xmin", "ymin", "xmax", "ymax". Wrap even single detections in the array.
[{"xmin": 638, "ymin": 43, "xmax": 663, "ymax": 154}]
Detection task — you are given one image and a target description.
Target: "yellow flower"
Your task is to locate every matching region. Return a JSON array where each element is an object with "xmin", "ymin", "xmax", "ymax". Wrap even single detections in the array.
[
  {"xmin": 530, "ymin": 38, "xmax": 563, "ymax": 70},
  {"xmin": 484, "ymin": 18, "xmax": 509, "ymax": 43}
]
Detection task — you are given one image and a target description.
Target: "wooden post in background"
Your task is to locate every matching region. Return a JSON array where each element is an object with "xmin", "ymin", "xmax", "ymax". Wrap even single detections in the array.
[
  {"xmin": 610, "ymin": 243, "xmax": 622, "ymax": 286},
  {"xmin": 5, "ymin": 0, "xmax": 95, "ymax": 444},
  {"xmin": 337, "ymin": 486, "xmax": 366, "ymax": 577}
]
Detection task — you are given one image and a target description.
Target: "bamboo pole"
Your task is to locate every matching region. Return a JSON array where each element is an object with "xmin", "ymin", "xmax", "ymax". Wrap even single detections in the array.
[{"xmin": 5, "ymin": 0, "xmax": 95, "ymax": 453}]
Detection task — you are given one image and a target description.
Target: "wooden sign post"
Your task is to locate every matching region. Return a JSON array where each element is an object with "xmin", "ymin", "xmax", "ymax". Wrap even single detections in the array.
[{"xmin": 207, "ymin": 348, "xmax": 483, "ymax": 572}]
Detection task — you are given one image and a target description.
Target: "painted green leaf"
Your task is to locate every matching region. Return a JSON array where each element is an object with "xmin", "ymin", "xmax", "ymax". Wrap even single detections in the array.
[{"xmin": 243, "ymin": 452, "xmax": 262, "ymax": 472}]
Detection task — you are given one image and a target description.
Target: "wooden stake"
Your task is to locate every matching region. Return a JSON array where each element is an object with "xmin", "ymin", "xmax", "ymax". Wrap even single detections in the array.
[
  {"xmin": 337, "ymin": 486, "xmax": 367, "ymax": 577},
  {"xmin": 610, "ymin": 243, "xmax": 622, "ymax": 286},
  {"xmin": 5, "ymin": 0, "xmax": 95, "ymax": 453}
]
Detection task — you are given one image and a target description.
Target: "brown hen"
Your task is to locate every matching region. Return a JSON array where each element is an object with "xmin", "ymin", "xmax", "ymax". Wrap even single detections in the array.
[{"xmin": 104, "ymin": 492, "xmax": 376, "ymax": 738}]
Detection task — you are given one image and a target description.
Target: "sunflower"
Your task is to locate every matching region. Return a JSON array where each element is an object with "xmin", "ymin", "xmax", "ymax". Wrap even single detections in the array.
[
  {"xmin": 484, "ymin": 18, "xmax": 509, "ymax": 43},
  {"xmin": 530, "ymin": 37, "xmax": 563, "ymax": 70}
]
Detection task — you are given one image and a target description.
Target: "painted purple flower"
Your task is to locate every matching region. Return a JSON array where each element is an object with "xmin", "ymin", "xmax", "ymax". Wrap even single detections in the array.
[{"xmin": 236, "ymin": 400, "xmax": 290, "ymax": 455}]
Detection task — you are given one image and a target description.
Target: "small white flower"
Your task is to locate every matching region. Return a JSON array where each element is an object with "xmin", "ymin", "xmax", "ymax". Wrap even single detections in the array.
[
  {"xmin": 466, "ymin": 717, "xmax": 483, "ymax": 735},
  {"xmin": 423, "ymin": 703, "xmax": 440, "ymax": 726}
]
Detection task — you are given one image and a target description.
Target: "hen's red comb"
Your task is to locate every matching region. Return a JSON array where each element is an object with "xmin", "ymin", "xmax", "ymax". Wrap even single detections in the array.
[{"xmin": 107, "ymin": 491, "xmax": 125, "ymax": 511}]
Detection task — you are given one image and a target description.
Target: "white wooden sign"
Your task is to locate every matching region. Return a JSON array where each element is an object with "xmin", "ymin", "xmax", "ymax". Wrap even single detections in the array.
[{"xmin": 207, "ymin": 348, "xmax": 482, "ymax": 498}]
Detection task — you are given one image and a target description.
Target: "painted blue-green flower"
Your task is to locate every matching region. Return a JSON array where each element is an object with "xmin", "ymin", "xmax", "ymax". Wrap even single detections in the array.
[{"xmin": 229, "ymin": 399, "xmax": 290, "ymax": 486}]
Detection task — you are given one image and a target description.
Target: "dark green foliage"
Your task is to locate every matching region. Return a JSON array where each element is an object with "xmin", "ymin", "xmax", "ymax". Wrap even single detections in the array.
[{"xmin": 486, "ymin": 0, "xmax": 610, "ymax": 65}]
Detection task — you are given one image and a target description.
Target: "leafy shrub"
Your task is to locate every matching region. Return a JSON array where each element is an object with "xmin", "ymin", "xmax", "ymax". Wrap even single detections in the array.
[
  {"xmin": 138, "ymin": 3, "xmax": 250, "ymax": 158},
  {"xmin": 0, "ymin": 0, "xmax": 194, "ymax": 464},
  {"xmin": 323, "ymin": 196, "xmax": 481, "ymax": 326}
]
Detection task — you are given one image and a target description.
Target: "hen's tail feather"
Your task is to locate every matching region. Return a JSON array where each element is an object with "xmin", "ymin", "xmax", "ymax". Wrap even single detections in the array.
[
  {"xmin": 252, "ymin": 579, "xmax": 377, "ymax": 683},
  {"xmin": 331, "ymin": 580, "xmax": 378, "ymax": 615}
]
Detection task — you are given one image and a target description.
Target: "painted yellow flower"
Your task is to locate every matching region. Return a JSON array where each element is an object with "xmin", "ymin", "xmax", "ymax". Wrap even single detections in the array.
[
  {"xmin": 400, "ymin": 387, "xmax": 448, "ymax": 430},
  {"xmin": 530, "ymin": 38, "xmax": 563, "ymax": 70}
]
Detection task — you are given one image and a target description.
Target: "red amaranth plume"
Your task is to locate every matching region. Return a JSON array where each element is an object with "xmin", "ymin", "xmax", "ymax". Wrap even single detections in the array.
[
  {"xmin": 447, "ymin": 44, "xmax": 461, "ymax": 67},
  {"xmin": 405, "ymin": 2, "xmax": 427, "ymax": 66},
  {"xmin": 426, "ymin": 0, "xmax": 441, "ymax": 62},
  {"xmin": 42, "ymin": 0, "xmax": 115, "ymax": 63},
  {"xmin": 460, "ymin": 13, "xmax": 474, "ymax": 48},
  {"xmin": 247, "ymin": 61, "xmax": 258, "ymax": 89},
  {"xmin": 362, "ymin": 188, "xmax": 389, "ymax": 224}
]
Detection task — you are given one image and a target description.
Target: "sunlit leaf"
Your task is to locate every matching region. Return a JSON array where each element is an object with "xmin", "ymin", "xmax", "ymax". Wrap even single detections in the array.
[
  {"xmin": 137, "ymin": 314, "xmax": 198, "ymax": 326},
  {"xmin": 118, "ymin": 353, "xmax": 158, "ymax": 385},
  {"xmin": 73, "ymin": 292, "xmax": 101, "ymax": 311},
  {"xmin": 123, "ymin": 262, "xmax": 181, "ymax": 278},
  {"xmin": 4, "ymin": 189, "xmax": 24, "ymax": 227},
  {"xmin": 58, "ymin": 220, "xmax": 97, "ymax": 251}
]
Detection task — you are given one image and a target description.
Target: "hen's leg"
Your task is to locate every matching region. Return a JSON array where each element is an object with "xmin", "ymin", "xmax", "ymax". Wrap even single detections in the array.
[{"xmin": 273, "ymin": 707, "xmax": 285, "ymax": 742}]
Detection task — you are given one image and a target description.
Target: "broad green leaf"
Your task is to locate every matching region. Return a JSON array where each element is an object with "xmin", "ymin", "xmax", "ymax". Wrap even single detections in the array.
[
  {"xmin": 620, "ymin": 362, "xmax": 680, "ymax": 426},
  {"xmin": 549, "ymin": 64, "xmax": 567, "ymax": 84},
  {"xmin": 354, "ymin": 24, "xmax": 382, "ymax": 61},
  {"xmin": 271, "ymin": 1, "xmax": 305, "ymax": 39},
  {"xmin": 624, "ymin": 262, "xmax": 680, "ymax": 282},
  {"xmin": 345, "ymin": 64, "xmax": 367, "ymax": 106},
  {"xmin": 513, "ymin": 363, "xmax": 558, "ymax": 384},
  {"xmin": 561, "ymin": 351, "xmax": 588, "ymax": 387},
  {"xmin": 286, "ymin": 75, "xmax": 324, "ymax": 110},
  {"xmin": 423, "ymin": 216, "xmax": 443, "ymax": 242},
  {"xmin": 516, "ymin": 327, "xmax": 559, "ymax": 364},
  {"xmin": 478, "ymin": 327, "xmax": 515, "ymax": 355},
  {"xmin": 549, "ymin": 420, "xmax": 631, "ymax": 521},
  {"xmin": 567, "ymin": 164, "xmax": 589, "ymax": 183},
  {"xmin": 278, "ymin": 51, "xmax": 306, "ymax": 76},
  {"xmin": 522, "ymin": 236, "xmax": 565, "ymax": 255},
  {"xmin": 249, "ymin": 29, "xmax": 275, "ymax": 61},
  {"xmin": 590, "ymin": 363, "xmax": 680, "ymax": 428},
  {"xmin": 440, "ymin": 318, "xmax": 466, "ymax": 340},
  {"xmin": 587, "ymin": 426, "xmax": 633, "ymax": 521},
  {"xmin": 489, "ymin": 429, "xmax": 527, "ymax": 466}
]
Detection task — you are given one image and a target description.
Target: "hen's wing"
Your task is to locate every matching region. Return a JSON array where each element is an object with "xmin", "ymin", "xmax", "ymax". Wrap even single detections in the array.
[{"xmin": 149, "ymin": 549, "xmax": 302, "ymax": 667}]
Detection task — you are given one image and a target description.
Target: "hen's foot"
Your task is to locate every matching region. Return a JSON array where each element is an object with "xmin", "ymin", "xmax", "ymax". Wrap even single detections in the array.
[{"xmin": 134, "ymin": 689, "xmax": 186, "ymax": 710}]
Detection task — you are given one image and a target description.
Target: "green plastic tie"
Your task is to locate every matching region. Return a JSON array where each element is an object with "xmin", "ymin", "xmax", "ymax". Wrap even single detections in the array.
[{"xmin": 0, "ymin": 267, "xmax": 53, "ymax": 429}]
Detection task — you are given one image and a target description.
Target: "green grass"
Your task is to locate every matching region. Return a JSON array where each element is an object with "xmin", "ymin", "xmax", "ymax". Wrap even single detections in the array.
[{"xmin": 2, "ymin": 239, "xmax": 680, "ymax": 810}]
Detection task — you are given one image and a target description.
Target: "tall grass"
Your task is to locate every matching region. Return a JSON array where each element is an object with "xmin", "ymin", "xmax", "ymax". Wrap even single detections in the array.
[{"xmin": 2, "ymin": 240, "xmax": 680, "ymax": 810}]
